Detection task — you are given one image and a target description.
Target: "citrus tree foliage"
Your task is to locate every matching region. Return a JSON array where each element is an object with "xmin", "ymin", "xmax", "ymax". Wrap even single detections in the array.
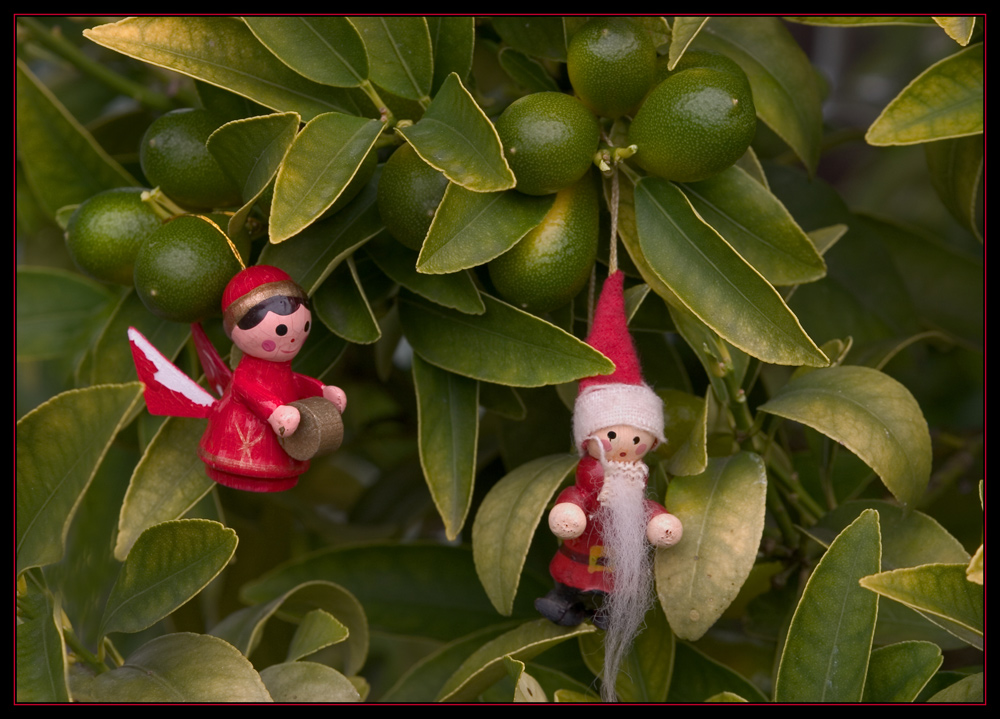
[{"xmin": 16, "ymin": 16, "xmax": 983, "ymax": 703}]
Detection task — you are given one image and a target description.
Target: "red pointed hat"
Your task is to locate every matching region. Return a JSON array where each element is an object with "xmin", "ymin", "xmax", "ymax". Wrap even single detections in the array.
[
  {"xmin": 222, "ymin": 265, "xmax": 307, "ymax": 337},
  {"xmin": 573, "ymin": 271, "xmax": 664, "ymax": 453}
]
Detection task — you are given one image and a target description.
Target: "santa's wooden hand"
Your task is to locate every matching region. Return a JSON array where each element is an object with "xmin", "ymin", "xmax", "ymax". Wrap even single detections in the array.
[
  {"xmin": 647, "ymin": 513, "xmax": 683, "ymax": 547},
  {"xmin": 268, "ymin": 404, "xmax": 301, "ymax": 437},
  {"xmin": 548, "ymin": 502, "xmax": 586, "ymax": 539}
]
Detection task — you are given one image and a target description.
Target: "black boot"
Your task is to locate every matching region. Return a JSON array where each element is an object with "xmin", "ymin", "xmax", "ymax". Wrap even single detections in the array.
[{"xmin": 535, "ymin": 584, "xmax": 589, "ymax": 626}]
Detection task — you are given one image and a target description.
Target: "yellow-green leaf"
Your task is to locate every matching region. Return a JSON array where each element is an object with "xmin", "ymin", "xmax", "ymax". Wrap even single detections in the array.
[
  {"xmin": 759, "ymin": 366, "xmax": 931, "ymax": 508},
  {"xmin": 656, "ymin": 453, "xmax": 767, "ymax": 641},
  {"xmin": 244, "ymin": 17, "xmax": 368, "ymax": 87},
  {"xmin": 472, "ymin": 454, "xmax": 578, "ymax": 615},
  {"xmin": 17, "ymin": 383, "xmax": 142, "ymax": 574},
  {"xmin": 101, "ymin": 519, "xmax": 237, "ymax": 637},
  {"xmin": 84, "ymin": 17, "xmax": 365, "ymax": 121},
  {"xmin": 259, "ymin": 662, "xmax": 360, "ymax": 702},
  {"xmin": 866, "ymin": 43, "xmax": 983, "ymax": 145},
  {"xmin": 115, "ymin": 416, "xmax": 213, "ymax": 560},
  {"xmin": 414, "ymin": 356, "xmax": 479, "ymax": 540},
  {"xmin": 774, "ymin": 509, "xmax": 881, "ymax": 702},
  {"xmin": 398, "ymin": 73, "xmax": 515, "ymax": 192},
  {"xmin": 860, "ymin": 564, "xmax": 983, "ymax": 649}
]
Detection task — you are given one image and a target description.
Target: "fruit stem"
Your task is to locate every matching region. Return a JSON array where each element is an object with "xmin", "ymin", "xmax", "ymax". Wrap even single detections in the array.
[
  {"xmin": 18, "ymin": 17, "xmax": 176, "ymax": 112},
  {"xmin": 141, "ymin": 188, "xmax": 186, "ymax": 221},
  {"xmin": 358, "ymin": 80, "xmax": 396, "ymax": 126}
]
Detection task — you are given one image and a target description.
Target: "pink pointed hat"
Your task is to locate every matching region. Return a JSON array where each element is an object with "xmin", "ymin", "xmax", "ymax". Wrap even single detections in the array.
[{"xmin": 572, "ymin": 271, "xmax": 664, "ymax": 453}]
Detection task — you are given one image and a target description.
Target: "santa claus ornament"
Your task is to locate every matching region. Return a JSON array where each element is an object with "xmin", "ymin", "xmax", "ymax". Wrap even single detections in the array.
[
  {"xmin": 128, "ymin": 265, "xmax": 347, "ymax": 492},
  {"xmin": 535, "ymin": 270, "xmax": 683, "ymax": 702}
]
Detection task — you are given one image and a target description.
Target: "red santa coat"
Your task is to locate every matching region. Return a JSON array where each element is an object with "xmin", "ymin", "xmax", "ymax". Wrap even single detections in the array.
[
  {"xmin": 549, "ymin": 455, "xmax": 668, "ymax": 593},
  {"xmin": 199, "ymin": 353, "xmax": 323, "ymax": 492}
]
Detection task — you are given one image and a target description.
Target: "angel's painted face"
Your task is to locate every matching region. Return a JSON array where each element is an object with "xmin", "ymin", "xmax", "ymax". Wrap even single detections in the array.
[{"xmin": 231, "ymin": 297, "xmax": 311, "ymax": 361}]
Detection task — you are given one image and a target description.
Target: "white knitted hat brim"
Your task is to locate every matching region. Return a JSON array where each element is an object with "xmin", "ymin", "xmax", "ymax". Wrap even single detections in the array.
[{"xmin": 573, "ymin": 383, "xmax": 665, "ymax": 453}]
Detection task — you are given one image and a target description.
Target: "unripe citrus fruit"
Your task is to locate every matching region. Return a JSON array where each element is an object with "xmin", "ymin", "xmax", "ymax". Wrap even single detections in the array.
[
  {"xmin": 629, "ymin": 61, "xmax": 756, "ymax": 183},
  {"xmin": 494, "ymin": 92, "xmax": 600, "ymax": 196},
  {"xmin": 488, "ymin": 170, "xmax": 598, "ymax": 313},
  {"xmin": 377, "ymin": 143, "xmax": 449, "ymax": 250},
  {"xmin": 64, "ymin": 187, "xmax": 162, "ymax": 286},
  {"xmin": 140, "ymin": 109, "xmax": 241, "ymax": 210},
  {"xmin": 134, "ymin": 214, "xmax": 243, "ymax": 323},
  {"xmin": 568, "ymin": 17, "xmax": 656, "ymax": 119}
]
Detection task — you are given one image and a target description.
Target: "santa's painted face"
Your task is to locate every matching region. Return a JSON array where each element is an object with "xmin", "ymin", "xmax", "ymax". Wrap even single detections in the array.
[
  {"xmin": 587, "ymin": 425, "xmax": 656, "ymax": 463},
  {"xmin": 231, "ymin": 303, "xmax": 311, "ymax": 361}
]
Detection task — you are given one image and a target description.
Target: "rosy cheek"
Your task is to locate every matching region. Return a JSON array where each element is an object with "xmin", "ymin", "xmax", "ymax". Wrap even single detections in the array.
[
  {"xmin": 601, "ymin": 438, "xmax": 612, "ymax": 451},
  {"xmin": 635, "ymin": 443, "xmax": 647, "ymax": 455},
  {"xmin": 261, "ymin": 340, "xmax": 276, "ymax": 352}
]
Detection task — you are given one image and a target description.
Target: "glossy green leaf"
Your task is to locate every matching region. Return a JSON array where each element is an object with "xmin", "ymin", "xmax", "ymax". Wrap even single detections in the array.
[
  {"xmin": 774, "ymin": 509, "xmax": 881, "ymax": 702},
  {"xmin": 498, "ymin": 48, "xmax": 560, "ymax": 93},
  {"xmin": 259, "ymin": 166, "xmax": 382, "ymax": 294},
  {"xmin": 207, "ymin": 111, "xmax": 299, "ymax": 220},
  {"xmin": 925, "ymin": 135, "xmax": 984, "ymax": 240},
  {"xmin": 472, "ymin": 454, "xmax": 578, "ymax": 615},
  {"xmin": 16, "ymin": 577, "xmax": 69, "ymax": 702},
  {"xmin": 363, "ymin": 234, "xmax": 484, "ymax": 314},
  {"xmin": 84, "ymin": 17, "xmax": 365, "ymax": 121},
  {"xmin": 759, "ymin": 366, "xmax": 931, "ymax": 508},
  {"xmin": 809, "ymin": 224, "xmax": 849, "ymax": 255},
  {"xmin": 492, "ymin": 17, "xmax": 568, "ymax": 61},
  {"xmin": 17, "ymin": 383, "xmax": 142, "ymax": 575},
  {"xmin": 613, "ymin": 173, "xmax": 681, "ymax": 307},
  {"xmin": 244, "ymin": 17, "xmax": 368, "ymax": 87},
  {"xmin": 656, "ymin": 453, "xmax": 767, "ymax": 640},
  {"xmin": 807, "ymin": 500, "xmax": 969, "ymax": 571},
  {"xmin": 87, "ymin": 291, "xmax": 191, "ymax": 387},
  {"xmin": 213, "ymin": 580, "xmax": 368, "ymax": 675},
  {"xmin": 414, "ymin": 356, "xmax": 479, "ymax": 541},
  {"xmin": 505, "ymin": 656, "xmax": 547, "ymax": 702},
  {"xmin": 399, "ymin": 291, "xmax": 614, "ymax": 387},
  {"xmin": 681, "ymin": 165, "xmax": 826, "ymax": 286},
  {"xmin": 867, "ymin": 44, "xmax": 983, "ymax": 145},
  {"xmin": 860, "ymin": 564, "xmax": 983, "ymax": 649},
  {"xmin": 863, "ymin": 641, "xmax": 942, "ymax": 702},
  {"xmin": 16, "ymin": 267, "xmax": 116, "ymax": 361},
  {"xmin": 286, "ymin": 609, "xmax": 349, "ymax": 662},
  {"xmin": 313, "ymin": 258, "xmax": 381, "ymax": 344},
  {"xmin": 417, "ymin": 185, "xmax": 551, "ymax": 273},
  {"xmin": 661, "ymin": 388, "xmax": 708, "ymax": 477},
  {"xmin": 635, "ymin": 176, "xmax": 827, "ymax": 367},
  {"xmin": 927, "ymin": 672, "xmax": 983, "ymax": 702},
  {"xmin": 707, "ymin": 692, "xmax": 748, "ymax": 702},
  {"xmin": 785, "ymin": 16, "xmax": 936, "ymax": 26},
  {"xmin": 934, "ymin": 16, "xmax": 976, "ymax": 45},
  {"xmin": 259, "ymin": 662, "xmax": 360, "ymax": 702},
  {"xmin": 667, "ymin": 17, "xmax": 709, "ymax": 69},
  {"xmin": 967, "ymin": 545, "xmax": 983, "ymax": 584},
  {"xmin": 350, "ymin": 16, "xmax": 433, "ymax": 102},
  {"xmin": 438, "ymin": 619, "xmax": 595, "ymax": 701},
  {"xmin": 89, "ymin": 633, "xmax": 272, "ymax": 702},
  {"xmin": 429, "ymin": 17, "xmax": 475, "ymax": 94},
  {"xmin": 667, "ymin": 641, "xmax": 768, "ymax": 702},
  {"xmin": 399, "ymin": 74, "xmax": 515, "ymax": 192},
  {"xmin": 101, "ymin": 519, "xmax": 237, "ymax": 636},
  {"xmin": 696, "ymin": 17, "xmax": 823, "ymax": 173},
  {"xmin": 16, "ymin": 60, "xmax": 135, "ymax": 218},
  {"xmin": 242, "ymin": 544, "xmax": 524, "ymax": 642},
  {"xmin": 270, "ymin": 112, "xmax": 382, "ymax": 243},
  {"xmin": 115, "ymin": 416, "xmax": 213, "ymax": 560},
  {"xmin": 382, "ymin": 623, "xmax": 515, "ymax": 701}
]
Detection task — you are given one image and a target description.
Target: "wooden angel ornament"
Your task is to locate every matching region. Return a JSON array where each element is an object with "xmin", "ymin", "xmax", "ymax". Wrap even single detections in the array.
[
  {"xmin": 534, "ymin": 270, "xmax": 683, "ymax": 702},
  {"xmin": 129, "ymin": 265, "xmax": 346, "ymax": 492}
]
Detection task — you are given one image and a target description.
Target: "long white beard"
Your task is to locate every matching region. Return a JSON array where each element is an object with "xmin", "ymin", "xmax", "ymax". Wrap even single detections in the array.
[{"xmin": 594, "ymin": 460, "xmax": 654, "ymax": 703}]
